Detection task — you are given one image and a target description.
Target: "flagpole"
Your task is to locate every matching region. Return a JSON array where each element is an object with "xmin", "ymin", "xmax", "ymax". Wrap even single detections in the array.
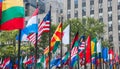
[
  {"xmin": 18, "ymin": 30, "xmax": 21, "ymax": 69},
  {"xmin": 77, "ymin": 35, "xmax": 80, "ymax": 69},
  {"xmin": 35, "ymin": 0, "xmax": 39, "ymax": 69},
  {"xmin": 69, "ymin": 20, "xmax": 71, "ymax": 69},
  {"xmin": 60, "ymin": 14, "xmax": 63, "ymax": 68},
  {"xmin": 84, "ymin": 36, "xmax": 87, "ymax": 69},
  {"xmin": 90, "ymin": 35, "xmax": 92, "ymax": 69},
  {"xmin": 49, "ymin": 5, "xmax": 51, "ymax": 69}
]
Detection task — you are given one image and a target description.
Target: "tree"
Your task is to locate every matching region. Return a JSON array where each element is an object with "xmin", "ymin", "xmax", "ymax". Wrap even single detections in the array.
[{"xmin": 64, "ymin": 18, "xmax": 105, "ymax": 39}]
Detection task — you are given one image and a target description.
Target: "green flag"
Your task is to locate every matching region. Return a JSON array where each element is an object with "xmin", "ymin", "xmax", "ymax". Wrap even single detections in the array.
[{"xmin": 52, "ymin": 41, "xmax": 60, "ymax": 53}]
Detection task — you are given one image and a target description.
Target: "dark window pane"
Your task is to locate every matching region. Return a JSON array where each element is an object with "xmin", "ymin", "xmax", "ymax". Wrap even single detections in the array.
[
  {"xmin": 90, "ymin": 1, "xmax": 94, "ymax": 5},
  {"xmin": 118, "ymin": 15, "xmax": 120, "ymax": 20},
  {"xmin": 99, "ymin": 8, "xmax": 103, "ymax": 13},
  {"xmin": 82, "ymin": 10, "xmax": 86, "ymax": 16},
  {"xmin": 74, "ymin": 0, "xmax": 78, "ymax": 8},
  {"xmin": 109, "ymin": 35, "xmax": 113, "ymax": 42},
  {"xmin": 118, "ymin": 5, "xmax": 120, "ymax": 10},
  {"xmin": 99, "ymin": 17, "xmax": 103, "ymax": 22},
  {"xmin": 67, "ymin": 0, "xmax": 71, "ymax": 9},
  {"xmin": 82, "ymin": 2, "xmax": 86, "ymax": 7},
  {"xmin": 74, "ymin": 10, "xmax": 78, "ymax": 17},
  {"xmin": 108, "ymin": 17, "xmax": 112, "ymax": 21},
  {"xmin": 99, "ymin": 0, "xmax": 103, "ymax": 3},
  {"xmin": 67, "ymin": 14, "xmax": 71, "ymax": 19},
  {"xmin": 118, "ymin": 25, "xmax": 120, "ymax": 30},
  {"xmin": 108, "ymin": 7, "xmax": 112, "ymax": 11},
  {"xmin": 90, "ymin": 10, "xmax": 94, "ymax": 14}
]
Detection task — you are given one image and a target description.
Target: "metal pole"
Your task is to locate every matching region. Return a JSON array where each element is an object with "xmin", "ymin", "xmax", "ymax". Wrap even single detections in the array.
[
  {"xmin": 60, "ymin": 15, "xmax": 63, "ymax": 68},
  {"xmin": 35, "ymin": 0, "xmax": 39, "ymax": 69},
  {"xmin": 49, "ymin": 5, "xmax": 51, "ymax": 69},
  {"xmin": 18, "ymin": 30, "xmax": 21, "ymax": 69}
]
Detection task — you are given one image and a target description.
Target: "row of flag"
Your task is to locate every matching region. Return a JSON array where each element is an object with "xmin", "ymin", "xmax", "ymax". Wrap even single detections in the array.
[{"xmin": 0, "ymin": 0, "xmax": 119, "ymax": 69}]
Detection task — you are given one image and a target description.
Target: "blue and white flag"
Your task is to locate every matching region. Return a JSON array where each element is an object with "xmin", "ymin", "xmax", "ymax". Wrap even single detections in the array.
[{"xmin": 16, "ymin": 8, "xmax": 39, "ymax": 41}]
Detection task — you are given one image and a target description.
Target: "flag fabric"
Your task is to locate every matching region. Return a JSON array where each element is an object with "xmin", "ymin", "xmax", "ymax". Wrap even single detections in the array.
[
  {"xmin": 50, "ymin": 57, "xmax": 61, "ymax": 68},
  {"xmin": 85, "ymin": 36, "xmax": 91, "ymax": 63},
  {"xmin": 70, "ymin": 54, "xmax": 78, "ymax": 67},
  {"xmin": 24, "ymin": 56, "xmax": 35, "ymax": 65},
  {"xmin": 0, "ymin": 0, "xmax": 2, "ymax": 20},
  {"xmin": 28, "ymin": 10, "xmax": 51, "ymax": 44},
  {"xmin": 0, "ymin": 0, "xmax": 25, "ymax": 30},
  {"xmin": 23, "ymin": 56, "xmax": 27, "ymax": 64},
  {"xmin": 56, "ymin": 52, "xmax": 70, "ymax": 67},
  {"xmin": 62, "ymin": 25, "xmax": 70, "ymax": 44},
  {"xmin": 108, "ymin": 49, "xmax": 114, "ymax": 61},
  {"xmin": 44, "ymin": 23, "xmax": 62, "ymax": 54},
  {"xmin": 52, "ymin": 41, "xmax": 60, "ymax": 53},
  {"xmin": 16, "ymin": 8, "xmax": 39, "ymax": 41},
  {"xmin": 1, "ymin": 57, "xmax": 10, "ymax": 69},
  {"xmin": 97, "ymin": 39, "xmax": 102, "ymax": 53},
  {"xmin": 102, "ymin": 47, "xmax": 108, "ymax": 62},
  {"xmin": 91, "ymin": 38, "xmax": 97, "ymax": 64},
  {"xmin": 70, "ymin": 32, "xmax": 79, "ymax": 48}
]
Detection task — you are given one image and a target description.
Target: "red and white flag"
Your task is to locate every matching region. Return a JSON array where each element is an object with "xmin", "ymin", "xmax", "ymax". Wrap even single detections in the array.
[{"xmin": 1, "ymin": 57, "xmax": 10, "ymax": 69}]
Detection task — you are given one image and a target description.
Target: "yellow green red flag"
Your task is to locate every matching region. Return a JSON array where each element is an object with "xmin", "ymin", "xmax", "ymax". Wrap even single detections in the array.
[{"xmin": 44, "ymin": 23, "xmax": 62, "ymax": 54}]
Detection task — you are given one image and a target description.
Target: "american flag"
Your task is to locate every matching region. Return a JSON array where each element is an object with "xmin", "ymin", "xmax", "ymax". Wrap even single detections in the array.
[{"xmin": 27, "ymin": 11, "xmax": 51, "ymax": 44}]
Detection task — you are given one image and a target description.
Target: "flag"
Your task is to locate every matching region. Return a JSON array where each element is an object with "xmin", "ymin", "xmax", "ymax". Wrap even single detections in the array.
[
  {"xmin": 1, "ymin": 57, "xmax": 10, "ymax": 69},
  {"xmin": 56, "ymin": 52, "xmax": 70, "ymax": 67},
  {"xmin": 70, "ymin": 32, "xmax": 79, "ymax": 48},
  {"xmin": 102, "ymin": 47, "xmax": 108, "ymax": 62},
  {"xmin": 44, "ymin": 23, "xmax": 62, "ymax": 54},
  {"xmin": 16, "ymin": 8, "xmax": 39, "ymax": 41},
  {"xmin": 24, "ymin": 56, "xmax": 35, "ymax": 65},
  {"xmin": 62, "ymin": 25, "xmax": 70, "ymax": 44},
  {"xmin": 28, "ymin": 10, "xmax": 51, "ymax": 44},
  {"xmin": 23, "ymin": 56, "xmax": 27, "ymax": 64},
  {"xmin": 50, "ymin": 57, "xmax": 61, "ymax": 68},
  {"xmin": 70, "ymin": 54, "xmax": 78, "ymax": 67},
  {"xmin": 97, "ymin": 39, "xmax": 102, "ymax": 53},
  {"xmin": 52, "ymin": 41, "xmax": 60, "ymax": 53},
  {"xmin": 0, "ymin": 0, "xmax": 25, "ymax": 30},
  {"xmin": 0, "ymin": 0, "xmax": 2, "ymax": 20},
  {"xmin": 85, "ymin": 36, "xmax": 91, "ymax": 63}
]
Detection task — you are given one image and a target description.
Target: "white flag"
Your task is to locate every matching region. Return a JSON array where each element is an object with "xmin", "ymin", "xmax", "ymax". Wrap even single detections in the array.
[
  {"xmin": 97, "ymin": 39, "xmax": 102, "ymax": 53},
  {"xmin": 62, "ymin": 25, "xmax": 70, "ymax": 44}
]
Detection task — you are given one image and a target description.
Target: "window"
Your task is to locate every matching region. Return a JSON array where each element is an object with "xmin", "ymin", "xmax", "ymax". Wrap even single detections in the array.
[
  {"xmin": 108, "ymin": 6, "xmax": 112, "ymax": 11},
  {"xmin": 67, "ymin": 14, "xmax": 71, "ymax": 19},
  {"xmin": 90, "ymin": 0, "xmax": 94, "ymax": 5},
  {"xmin": 99, "ymin": 0, "xmax": 103, "ymax": 3},
  {"xmin": 108, "ymin": 0, "xmax": 112, "ymax": 1},
  {"xmin": 74, "ymin": 0, "xmax": 78, "ymax": 8},
  {"xmin": 67, "ymin": 0, "xmax": 71, "ymax": 9},
  {"xmin": 82, "ymin": 2, "xmax": 86, "ymax": 7},
  {"xmin": 108, "ymin": 17, "xmax": 112, "ymax": 21},
  {"xmin": 118, "ymin": 5, "xmax": 120, "ymax": 10},
  {"xmin": 99, "ymin": 17, "xmax": 103, "ymax": 22},
  {"xmin": 109, "ymin": 35, "xmax": 113, "ymax": 42},
  {"xmin": 119, "ymin": 33, "xmax": 120, "ymax": 41},
  {"xmin": 82, "ymin": 8, "xmax": 86, "ymax": 16},
  {"xmin": 74, "ymin": 10, "xmax": 78, "ymax": 17},
  {"xmin": 90, "ymin": 10, "xmax": 94, "ymax": 14},
  {"xmin": 118, "ymin": 15, "xmax": 120, "ymax": 20},
  {"xmin": 118, "ymin": 25, "xmax": 120, "ymax": 30},
  {"xmin": 99, "ymin": 8, "xmax": 103, "ymax": 13}
]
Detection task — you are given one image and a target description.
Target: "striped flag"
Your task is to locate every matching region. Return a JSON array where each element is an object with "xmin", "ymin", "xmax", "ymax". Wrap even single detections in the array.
[
  {"xmin": 1, "ymin": 57, "xmax": 10, "ymax": 69},
  {"xmin": 44, "ymin": 23, "xmax": 62, "ymax": 54},
  {"xmin": 27, "ymin": 10, "xmax": 51, "ymax": 44}
]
